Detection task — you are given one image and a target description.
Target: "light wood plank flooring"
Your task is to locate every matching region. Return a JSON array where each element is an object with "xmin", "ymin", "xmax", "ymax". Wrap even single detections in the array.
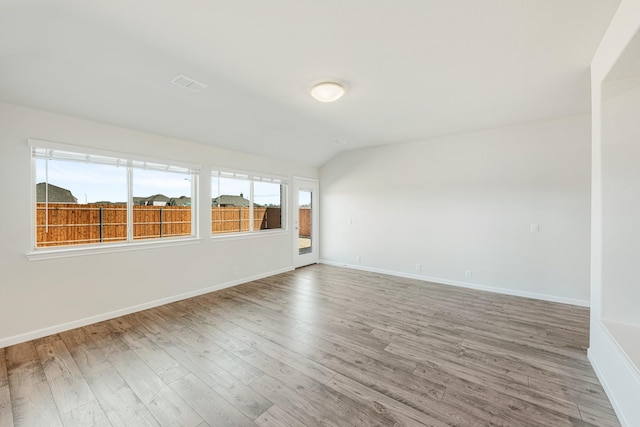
[{"xmin": 0, "ymin": 264, "xmax": 620, "ymax": 426}]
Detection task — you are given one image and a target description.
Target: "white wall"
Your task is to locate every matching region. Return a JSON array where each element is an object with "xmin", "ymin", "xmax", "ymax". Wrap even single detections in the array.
[
  {"xmin": 0, "ymin": 102, "xmax": 317, "ymax": 347},
  {"xmin": 320, "ymin": 115, "xmax": 591, "ymax": 305},
  {"xmin": 589, "ymin": 1, "xmax": 640, "ymax": 425},
  {"xmin": 602, "ymin": 84, "xmax": 640, "ymax": 325}
]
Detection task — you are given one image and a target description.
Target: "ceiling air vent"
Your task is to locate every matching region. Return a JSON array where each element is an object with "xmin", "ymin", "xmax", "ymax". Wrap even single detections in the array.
[{"xmin": 170, "ymin": 74, "xmax": 208, "ymax": 93}]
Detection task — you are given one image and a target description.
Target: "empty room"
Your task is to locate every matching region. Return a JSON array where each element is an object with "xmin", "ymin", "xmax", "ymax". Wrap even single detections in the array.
[{"xmin": 1, "ymin": 0, "xmax": 639, "ymax": 426}]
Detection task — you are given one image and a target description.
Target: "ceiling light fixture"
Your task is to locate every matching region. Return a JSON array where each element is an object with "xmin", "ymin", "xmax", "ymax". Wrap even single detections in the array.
[{"xmin": 310, "ymin": 81, "xmax": 345, "ymax": 102}]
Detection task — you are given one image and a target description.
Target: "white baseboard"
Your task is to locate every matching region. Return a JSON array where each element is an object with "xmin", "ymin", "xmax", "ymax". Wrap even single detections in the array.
[
  {"xmin": 588, "ymin": 320, "xmax": 640, "ymax": 427},
  {"xmin": 0, "ymin": 266, "xmax": 293, "ymax": 349},
  {"xmin": 320, "ymin": 260, "xmax": 589, "ymax": 307}
]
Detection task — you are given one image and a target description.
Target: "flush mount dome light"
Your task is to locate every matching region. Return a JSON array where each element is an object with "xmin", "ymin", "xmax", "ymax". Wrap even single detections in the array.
[{"xmin": 310, "ymin": 81, "xmax": 345, "ymax": 102}]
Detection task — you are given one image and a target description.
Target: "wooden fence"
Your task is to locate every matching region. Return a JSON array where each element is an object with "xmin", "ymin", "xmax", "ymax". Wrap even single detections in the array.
[
  {"xmin": 298, "ymin": 207, "xmax": 311, "ymax": 237},
  {"xmin": 36, "ymin": 204, "xmax": 282, "ymax": 247},
  {"xmin": 211, "ymin": 206, "xmax": 281, "ymax": 234}
]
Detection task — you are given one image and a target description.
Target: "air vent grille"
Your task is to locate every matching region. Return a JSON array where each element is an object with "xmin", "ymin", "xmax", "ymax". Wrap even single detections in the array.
[{"xmin": 170, "ymin": 74, "xmax": 208, "ymax": 93}]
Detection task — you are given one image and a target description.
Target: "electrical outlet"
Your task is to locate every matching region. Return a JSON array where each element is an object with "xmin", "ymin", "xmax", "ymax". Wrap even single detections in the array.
[
  {"xmin": 531, "ymin": 223, "xmax": 539, "ymax": 232},
  {"xmin": 416, "ymin": 264, "xmax": 422, "ymax": 271},
  {"xmin": 465, "ymin": 270, "xmax": 472, "ymax": 279},
  {"xmin": 356, "ymin": 255, "xmax": 361, "ymax": 263}
]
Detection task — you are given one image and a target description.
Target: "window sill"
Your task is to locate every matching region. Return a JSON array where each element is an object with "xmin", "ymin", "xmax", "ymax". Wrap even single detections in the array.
[
  {"xmin": 210, "ymin": 229, "xmax": 289, "ymax": 242},
  {"xmin": 26, "ymin": 237, "xmax": 202, "ymax": 261}
]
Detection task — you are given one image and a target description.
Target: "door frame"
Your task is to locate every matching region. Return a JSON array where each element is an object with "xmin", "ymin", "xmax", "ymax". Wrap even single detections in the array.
[{"xmin": 293, "ymin": 177, "xmax": 319, "ymax": 268}]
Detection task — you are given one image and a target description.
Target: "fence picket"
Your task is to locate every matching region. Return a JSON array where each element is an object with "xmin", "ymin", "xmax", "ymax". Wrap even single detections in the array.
[{"xmin": 35, "ymin": 204, "xmax": 291, "ymax": 247}]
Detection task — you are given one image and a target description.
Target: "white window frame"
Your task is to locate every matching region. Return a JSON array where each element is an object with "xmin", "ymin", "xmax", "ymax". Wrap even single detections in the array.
[
  {"xmin": 27, "ymin": 139, "xmax": 201, "ymax": 260},
  {"xmin": 211, "ymin": 168, "xmax": 288, "ymax": 238}
]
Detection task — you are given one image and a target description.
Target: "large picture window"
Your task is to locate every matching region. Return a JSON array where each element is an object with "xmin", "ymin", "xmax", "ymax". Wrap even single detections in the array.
[
  {"xmin": 212, "ymin": 170, "xmax": 285, "ymax": 235},
  {"xmin": 32, "ymin": 142, "xmax": 198, "ymax": 249}
]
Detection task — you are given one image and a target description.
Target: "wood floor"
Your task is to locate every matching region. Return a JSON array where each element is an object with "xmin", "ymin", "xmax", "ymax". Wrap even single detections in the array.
[{"xmin": 0, "ymin": 264, "xmax": 620, "ymax": 426}]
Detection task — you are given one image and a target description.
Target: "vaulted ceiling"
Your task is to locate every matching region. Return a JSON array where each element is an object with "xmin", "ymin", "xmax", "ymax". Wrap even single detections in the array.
[{"xmin": 0, "ymin": 0, "xmax": 621, "ymax": 166}]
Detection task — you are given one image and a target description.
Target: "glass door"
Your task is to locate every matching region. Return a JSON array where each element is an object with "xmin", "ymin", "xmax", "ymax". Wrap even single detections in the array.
[{"xmin": 293, "ymin": 178, "xmax": 319, "ymax": 267}]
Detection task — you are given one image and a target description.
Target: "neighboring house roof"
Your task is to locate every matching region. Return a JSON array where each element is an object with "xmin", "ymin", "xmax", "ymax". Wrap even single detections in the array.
[
  {"xmin": 136, "ymin": 194, "xmax": 170, "ymax": 205},
  {"xmin": 168, "ymin": 196, "xmax": 191, "ymax": 206},
  {"xmin": 212, "ymin": 195, "xmax": 250, "ymax": 207},
  {"xmin": 131, "ymin": 195, "xmax": 192, "ymax": 206},
  {"xmin": 36, "ymin": 182, "xmax": 77, "ymax": 203},
  {"xmin": 146, "ymin": 194, "xmax": 170, "ymax": 203}
]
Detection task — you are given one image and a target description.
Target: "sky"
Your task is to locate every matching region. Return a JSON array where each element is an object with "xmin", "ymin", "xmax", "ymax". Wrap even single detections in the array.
[
  {"xmin": 36, "ymin": 159, "xmax": 282, "ymax": 205},
  {"xmin": 298, "ymin": 189, "xmax": 312, "ymax": 207}
]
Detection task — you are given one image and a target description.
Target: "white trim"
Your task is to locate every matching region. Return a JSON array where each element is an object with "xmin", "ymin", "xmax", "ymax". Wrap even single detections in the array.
[
  {"xmin": 601, "ymin": 320, "xmax": 640, "ymax": 376},
  {"xmin": 28, "ymin": 138, "xmax": 201, "ymax": 172},
  {"xmin": 319, "ymin": 260, "xmax": 590, "ymax": 307},
  {"xmin": 27, "ymin": 237, "xmax": 202, "ymax": 261},
  {"xmin": 293, "ymin": 177, "xmax": 320, "ymax": 268},
  {"xmin": 127, "ymin": 166, "xmax": 134, "ymax": 241},
  {"xmin": 588, "ymin": 320, "xmax": 640, "ymax": 427},
  {"xmin": 210, "ymin": 228, "xmax": 289, "ymax": 242},
  {"xmin": 30, "ymin": 154, "xmax": 37, "ymax": 251},
  {"xmin": 249, "ymin": 181, "xmax": 255, "ymax": 232},
  {"xmin": 0, "ymin": 266, "xmax": 293, "ymax": 349},
  {"xmin": 211, "ymin": 166, "xmax": 289, "ymax": 184},
  {"xmin": 589, "ymin": 352, "xmax": 630, "ymax": 427},
  {"xmin": 190, "ymin": 173, "xmax": 200, "ymax": 238}
]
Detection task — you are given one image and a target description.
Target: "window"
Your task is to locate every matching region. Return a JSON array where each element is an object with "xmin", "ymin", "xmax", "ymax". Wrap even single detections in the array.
[
  {"xmin": 211, "ymin": 170, "xmax": 285, "ymax": 235},
  {"xmin": 32, "ymin": 142, "xmax": 198, "ymax": 249},
  {"xmin": 253, "ymin": 181, "xmax": 283, "ymax": 231},
  {"xmin": 132, "ymin": 168, "xmax": 193, "ymax": 240}
]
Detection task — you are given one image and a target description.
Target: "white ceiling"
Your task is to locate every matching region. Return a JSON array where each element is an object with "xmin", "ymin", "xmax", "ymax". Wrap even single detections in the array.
[{"xmin": 0, "ymin": 0, "xmax": 621, "ymax": 167}]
